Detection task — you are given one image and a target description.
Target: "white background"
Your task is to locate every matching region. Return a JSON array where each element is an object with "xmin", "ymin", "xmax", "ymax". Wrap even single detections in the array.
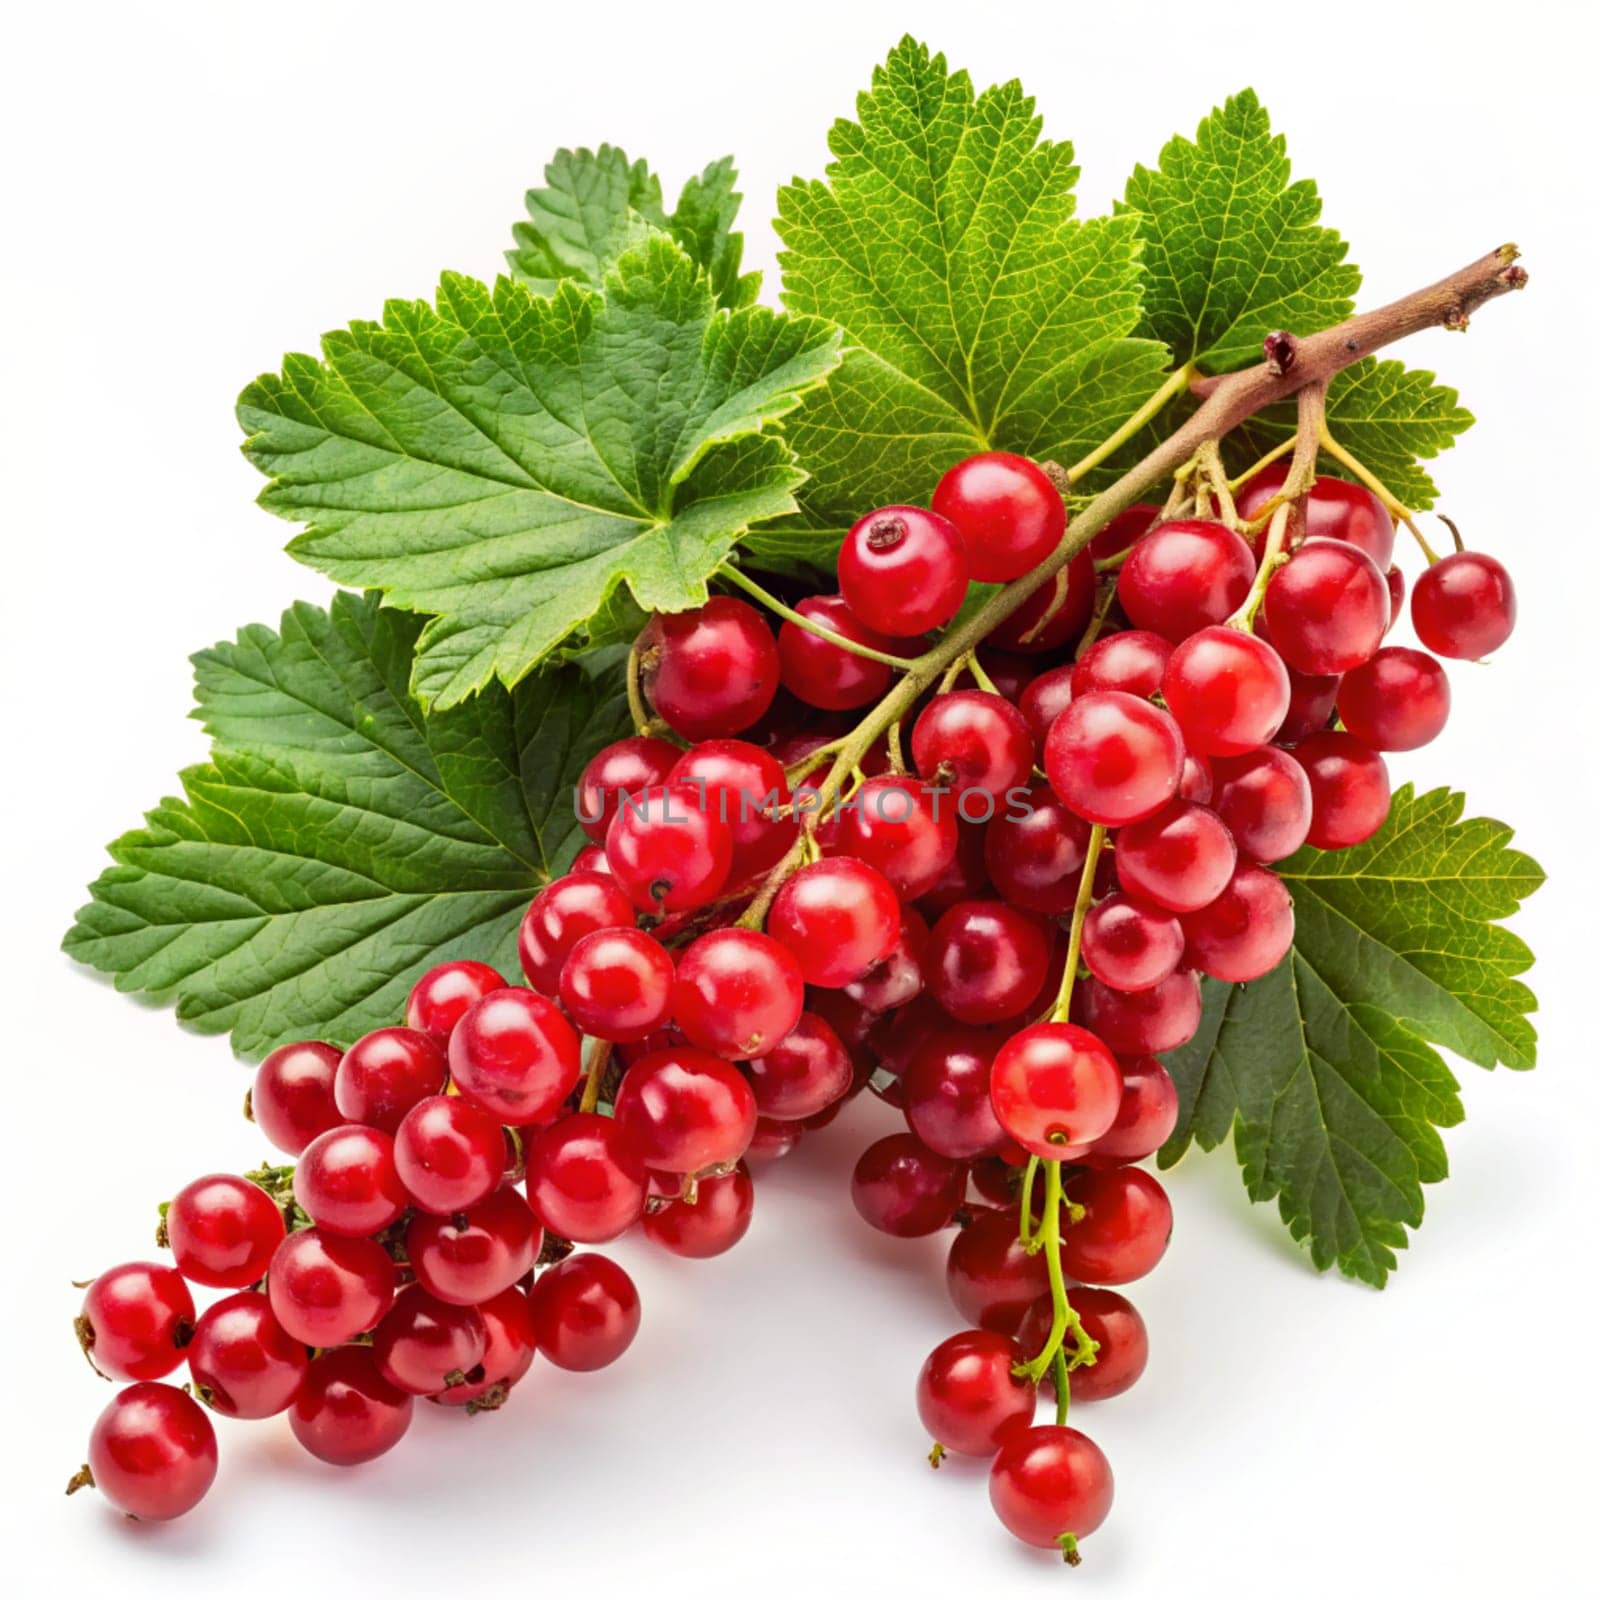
[{"xmin": 3, "ymin": 1, "xmax": 1595, "ymax": 1594}]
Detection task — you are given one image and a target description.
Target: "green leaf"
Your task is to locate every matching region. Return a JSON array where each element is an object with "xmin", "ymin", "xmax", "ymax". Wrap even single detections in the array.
[
  {"xmin": 1120, "ymin": 89, "xmax": 1360, "ymax": 372},
  {"xmin": 507, "ymin": 146, "xmax": 759, "ymax": 309},
  {"xmin": 1236, "ymin": 358, "xmax": 1474, "ymax": 510},
  {"xmin": 1159, "ymin": 786, "xmax": 1544, "ymax": 1287},
  {"xmin": 63, "ymin": 593, "xmax": 631, "ymax": 1059},
  {"xmin": 239, "ymin": 235, "xmax": 841, "ymax": 709},
  {"xmin": 770, "ymin": 36, "xmax": 1170, "ymax": 564}
]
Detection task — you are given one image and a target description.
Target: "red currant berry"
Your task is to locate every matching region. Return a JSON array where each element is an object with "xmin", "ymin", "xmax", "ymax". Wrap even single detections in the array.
[
  {"xmin": 1018, "ymin": 1287, "xmax": 1148, "ymax": 1401},
  {"xmin": 672, "ymin": 927, "xmax": 805, "ymax": 1058},
  {"xmin": 1210, "ymin": 747, "xmax": 1313, "ymax": 862},
  {"xmin": 606, "ymin": 784, "xmax": 735, "ymax": 914},
  {"xmin": 839, "ymin": 504, "xmax": 970, "ymax": 633},
  {"xmin": 76, "ymin": 1263, "xmax": 195, "ymax": 1382},
  {"xmin": 518, "ymin": 871, "xmax": 636, "ymax": 993},
  {"xmin": 1115, "ymin": 799, "xmax": 1237, "ymax": 913},
  {"xmin": 1080, "ymin": 894, "xmax": 1185, "ymax": 993},
  {"xmin": 576, "ymin": 736, "xmax": 681, "ymax": 844},
  {"xmin": 1018, "ymin": 664, "xmax": 1075, "ymax": 744},
  {"xmin": 778, "ymin": 595, "xmax": 902, "ymax": 710},
  {"xmin": 249, "ymin": 1041, "xmax": 344, "ymax": 1155},
  {"xmin": 946, "ymin": 1205, "xmax": 1050, "ymax": 1333},
  {"xmin": 844, "ymin": 907, "xmax": 929, "ymax": 1013},
  {"xmin": 902, "ymin": 1026, "xmax": 1007, "ymax": 1159},
  {"xmin": 746, "ymin": 1117, "xmax": 803, "ymax": 1162},
  {"xmin": 912, "ymin": 691, "xmax": 1036, "ymax": 803},
  {"xmin": 559, "ymin": 927, "xmax": 675, "ymax": 1043},
  {"xmin": 1089, "ymin": 503, "xmax": 1162, "ymax": 562},
  {"xmin": 525, "ymin": 1112, "xmax": 648, "ymax": 1243},
  {"xmin": 77, "ymin": 1383, "xmax": 217, "ymax": 1520},
  {"xmin": 371, "ymin": 1284, "xmax": 487, "ymax": 1396},
  {"xmin": 1060, "ymin": 1167, "xmax": 1173, "ymax": 1284},
  {"xmin": 294, "ymin": 1125, "xmax": 408, "ymax": 1237},
  {"xmin": 1071, "ymin": 629, "xmax": 1172, "ymax": 700},
  {"xmin": 916, "ymin": 817, "xmax": 992, "ymax": 915},
  {"xmin": 1277, "ymin": 661, "xmax": 1341, "ymax": 741},
  {"xmin": 989, "ymin": 1023, "xmax": 1122, "ymax": 1159},
  {"xmin": 290, "ymin": 1347, "xmax": 413, "ymax": 1466},
  {"xmin": 933, "ymin": 451, "xmax": 1064, "ymax": 582},
  {"xmin": 404, "ymin": 960, "xmax": 508, "ymax": 1041},
  {"xmin": 927, "ymin": 900, "xmax": 1052, "ymax": 1024},
  {"xmin": 612, "ymin": 1046, "xmax": 757, "ymax": 1173},
  {"xmin": 1162, "ymin": 626, "xmax": 1289, "ymax": 756},
  {"xmin": 768, "ymin": 856, "xmax": 901, "ymax": 987},
  {"xmin": 527, "ymin": 1253, "xmax": 641, "ymax": 1370},
  {"xmin": 1236, "ymin": 465, "xmax": 1395, "ymax": 569},
  {"xmin": 405, "ymin": 1187, "xmax": 540, "ymax": 1306},
  {"xmin": 1045, "ymin": 690, "xmax": 1185, "ymax": 826},
  {"xmin": 1179, "ymin": 751, "xmax": 1215, "ymax": 803},
  {"xmin": 834, "ymin": 777, "xmax": 959, "ymax": 900},
  {"xmin": 1117, "ymin": 519, "xmax": 1255, "ymax": 642},
  {"xmin": 1083, "ymin": 1057, "xmax": 1179, "ymax": 1166},
  {"xmin": 982, "ymin": 784, "xmax": 1091, "ymax": 915},
  {"xmin": 668, "ymin": 739, "xmax": 797, "ymax": 883},
  {"xmin": 333, "ymin": 1026, "xmax": 447, "ymax": 1135},
  {"xmin": 850, "ymin": 1133, "xmax": 967, "ymax": 1236},
  {"xmin": 1181, "ymin": 862, "xmax": 1295, "ymax": 982},
  {"xmin": 1074, "ymin": 969, "xmax": 1202, "ymax": 1055},
  {"xmin": 917, "ymin": 1328, "xmax": 1035, "ymax": 1456},
  {"xmin": 644, "ymin": 1162, "xmax": 755, "ymax": 1257},
  {"xmin": 394, "ymin": 1094, "xmax": 507, "ymax": 1215},
  {"xmin": 990, "ymin": 1423, "xmax": 1114, "ymax": 1557},
  {"xmin": 1336, "ymin": 646, "xmax": 1451, "ymax": 750},
  {"xmin": 1288, "ymin": 730, "xmax": 1391, "ymax": 849},
  {"xmin": 743, "ymin": 1010, "xmax": 854, "ymax": 1120},
  {"xmin": 267, "ymin": 1227, "xmax": 395, "ymax": 1346},
  {"xmin": 448, "ymin": 986, "xmax": 582, "ymax": 1125},
  {"xmin": 1264, "ymin": 538, "xmax": 1390, "ymax": 673},
  {"xmin": 987, "ymin": 548, "xmax": 1097, "ymax": 653},
  {"xmin": 187, "ymin": 1291, "xmax": 308, "ymax": 1419},
  {"xmin": 639, "ymin": 596, "xmax": 779, "ymax": 739},
  {"xmin": 165, "ymin": 1174, "xmax": 285, "ymax": 1289},
  {"xmin": 429, "ymin": 1287, "xmax": 536, "ymax": 1409},
  {"xmin": 1385, "ymin": 564, "xmax": 1406, "ymax": 629}
]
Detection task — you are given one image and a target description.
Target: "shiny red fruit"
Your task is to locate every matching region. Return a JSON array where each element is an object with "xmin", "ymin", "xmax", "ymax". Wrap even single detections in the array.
[
  {"xmin": 946, "ymin": 1206, "xmax": 1050, "ymax": 1333},
  {"xmin": 768, "ymin": 856, "xmax": 901, "ymax": 987},
  {"xmin": 644, "ymin": 1163, "xmax": 755, "ymax": 1257},
  {"xmin": 1060, "ymin": 1167, "xmax": 1173, "ymax": 1284},
  {"xmin": 989, "ymin": 1023, "xmax": 1123, "ymax": 1158},
  {"xmin": 612, "ymin": 1047, "xmax": 757, "ymax": 1174},
  {"xmin": 604, "ymin": 784, "xmax": 734, "ymax": 914},
  {"xmin": 164, "ymin": 1173, "xmax": 285, "ymax": 1289},
  {"xmin": 834, "ymin": 777, "xmax": 958, "ymax": 900},
  {"xmin": 1336, "ymin": 647, "xmax": 1451, "ymax": 750},
  {"xmin": 250, "ymin": 1041, "xmax": 344, "ymax": 1155},
  {"xmin": 1181, "ymin": 863, "xmax": 1295, "ymax": 982},
  {"xmin": 77, "ymin": 1263, "xmax": 195, "ymax": 1382},
  {"xmin": 394, "ymin": 1094, "xmax": 507, "ymax": 1215},
  {"xmin": 1018, "ymin": 1287, "xmax": 1148, "ymax": 1401},
  {"xmin": 290, "ymin": 1347, "xmax": 413, "ymax": 1466},
  {"xmin": 1045, "ymin": 690, "xmax": 1185, "ymax": 826},
  {"xmin": 850, "ymin": 1133, "xmax": 966, "ymax": 1236},
  {"xmin": 1287, "ymin": 730, "xmax": 1391, "ymax": 849},
  {"xmin": 839, "ymin": 503, "xmax": 970, "ymax": 633},
  {"xmin": 916, "ymin": 1329, "xmax": 1035, "ymax": 1456},
  {"xmin": 933, "ymin": 451, "xmax": 1064, "ymax": 582},
  {"xmin": 668, "ymin": 739, "xmax": 797, "ymax": 882},
  {"xmin": 672, "ymin": 927, "xmax": 805, "ymax": 1059},
  {"xmin": 1162, "ymin": 626, "xmax": 1289, "ymax": 756},
  {"xmin": 639, "ymin": 596, "xmax": 779, "ymax": 739},
  {"xmin": 983, "ymin": 783, "xmax": 1093, "ymax": 915},
  {"xmin": 912, "ymin": 690, "xmax": 1036, "ymax": 803},
  {"xmin": 267, "ymin": 1228, "xmax": 395, "ymax": 1347},
  {"xmin": 80, "ymin": 1383, "xmax": 217, "ymax": 1520},
  {"xmin": 1236, "ymin": 465, "xmax": 1395, "ymax": 569},
  {"xmin": 744, "ymin": 1010, "xmax": 854, "ymax": 1120},
  {"xmin": 777, "ymin": 594, "xmax": 902, "ymax": 710},
  {"xmin": 1264, "ymin": 538, "xmax": 1390, "ymax": 673},
  {"xmin": 1079, "ymin": 894, "xmax": 1185, "ymax": 993},
  {"xmin": 527, "ymin": 1253, "xmax": 641, "ymax": 1371},
  {"xmin": 186, "ymin": 1291, "xmax": 308, "ymax": 1419},
  {"xmin": 371, "ymin": 1285, "xmax": 488, "ymax": 1396},
  {"xmin": 448, "ymin": 986, "xmax": 582, "ymax": 1125},
  {"xmin": 988, "ymin": 548, "xmax": 1097, "ymax": 653},
  {"xmin": 1411, "ymin": 550, "xmax": 1516, "ymax": 657},
  {"xmin": 927, "ymin": 900, "xmax": 1052, "ymax": 1024},
  {"xmin": 1117, "ymin": 519, "xmax": 1255, "ymax": 641},
  {"xmin": 575, "ymin": 736, "xmax": 680, "ymax": 844},
  {"xmin": 333, "ymin": 1026, "xmax": 447, "ymax": 1135},
  {"xmin": 293, "ymin": 1124, "xmax": 408, "ymax": 1236},
  {"xmin": 1211, "ymin": 747, "xmax": 1313, "ymax": 862},
  {"xmin": 903, "ymin": 1026, "xmax": 1008, "ymax": 1159},
  {"xmin": 405, "ymin": 1187, "xmax": 540, "ymax": 1306},
  {"xmin": 525, "ymin": 1112, "xmax": 648, "ymax": 1243},
  {"xmin": 404, "ymin": 960, "xmax": 509, "ymax": 1041},
  {"xmin": 1084, "ymin": 1057, "xmax": 1179, "ymax": 1165},
  {"xmin": 518, "ymin": 870, "xmax": 637, "ymax": 993}
]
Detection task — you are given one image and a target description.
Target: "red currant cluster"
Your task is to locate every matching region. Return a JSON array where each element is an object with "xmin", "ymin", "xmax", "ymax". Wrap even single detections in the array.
[{"xmin": 68, "ymin": 447, "xmax": 1515, "ymax": 1557}]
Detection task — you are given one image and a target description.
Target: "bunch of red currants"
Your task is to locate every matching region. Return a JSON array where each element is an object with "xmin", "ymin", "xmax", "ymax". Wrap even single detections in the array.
[{"xmin": 69, "ymin": 447, "xmax": 1514, "ymax": 1559}]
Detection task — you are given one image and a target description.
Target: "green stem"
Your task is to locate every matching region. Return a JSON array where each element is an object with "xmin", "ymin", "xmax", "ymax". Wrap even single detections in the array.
[
  {"xmin": 1228, "ymin": 502, "xmax": 1291, "ymax": 629},
  {"xmin": 625, "ymin": 637, "xmax": 655, "ymax": 736},
  {"xmin": 1228, "ymin": 435, "xmax": 1296, "ymax": 491},
  {"xmin": 578, "ymin": 1038, "xmax": 612, "ymax": 1115},
  {"xmin": 1018, "ymin": 1155, "xmax": 1040, "ymax": 1248},
  {"xmin": 1049, "ymin": 824, "xmax": 1107, "ymax": 1021},
  {"xmin": 1018, "ymin": 1161, "xmax": 1096, "ymax": 1384},
  {"xmin": 1067, "ymin": 362, "xmax": 1196, "ymax": 484},
  {"xmin": 720, "ymin": 564, "xmax": 912, "ymax": 668},
  {"xmin": 1051, "ymin": 1347, "xmax": 1071, "ymax": 1426}
]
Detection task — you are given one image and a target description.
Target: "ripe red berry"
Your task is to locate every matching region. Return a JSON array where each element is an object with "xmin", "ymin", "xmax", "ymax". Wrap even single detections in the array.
[
  {"xmin": 371, "ymin": 1284, "xmax": 488, "ymax": 1396},
  {"xmin": 559, "ymin": 926, "xmax": 675, "ymax": 1042},
  {"xmin": 1018, "ymin": 663, "xmax": 1076, "ymax": 743},
  {"xmin": 743, "ymin": 1010, "xmax": 854, "ymax": 1120},
  {"xmin": 844, "ymin": 906, "xmax": 929, "ymax": 1011},
  {"xmin": 605, "ymin": 785, "xmax": 735, "ymax": 914},
  {"xmin": 1080, "ymin": 894, "xmax": 1185, "ymax": 993},
  {"xmin": 429, "ymin": 1287, "xmax": 536, "ymax": 1409},
  {"xmin": 933, "ymin": 451, "xmax": 1065, "ymax": 582},
  {"xmin": 834, "ymin": 777, "xmax": 958, "ymax": 900},
  {"xmin": 267, "ymin": 1227, "xmax": 396, "ymax": 1347},
  {"xmin": 839, "ymin": 504, "xmax": 970, "ymax": 633},
  {"xmin": 946, "ymin": 1206, "xmax": 1050, "ymax": 1333},
  {"xmin": 1287, "ymin": 730, "xmax": 1392, "ymax": 849},
  {"xmin": 672, "ymin": 927, "xmax": 805, "ymax": 1058},
  {"xmin": 333, "ymin": 1026, "xmax": 447, "ymax": 1135},
  {"xmin": 526, "ymin": 1253, "xmax": 641, "ymax": 1371},
  {"xmin": 1114, "ymin": 799, "xmax": 1237, "ymax": 913},
  {"xmin": 902, "ymin": 1026, "xmax": 1008, "ymax": 1159},
  {"xmin": 77, "ymin": 1383, "xmax": 218, "ymax": 1520},
  {"xmin": 164, "ymin": 1174, "xmax": 286, "ymax": 1289},
  {"xmin": 1117, "ymin": 519, "xmax": 1255, "ymax": 641},
  {"xmin": 448, "ymin": 986, "xmax": 582, "ymax": 1125},
  {"xmin": 1263, "ymin": 538, "xmax": 1390, "ymax": 673},
  {"xmin": 1236, "ymin": 465, "xmax": 1395, "ymax": 569},
  {"xmin": 1018, "ymin": 1287, "xmax": 1149, "ymax": 1401},
  {"xmin": 1210, "ymin": 747, "xmax": 1314, "ymax": 862},
  {"xmin": 777, "ymin": 594, "xmax": 902, "ymax": 710},
  {"xmin": 746, "ymin": 1117, "xmax": 804, "ymax": 1163},
  {"xmin": 394, "ymin": 1094, "xmax": 507, "ymax": 1215},
  {"xmin": 668, "ymin": 738, "xmax": 797, "ymax": 883},
  {"xmin": 1071, "ymin": 629, "xmax": 1172, "ymax": 700},
  {"xmin": 612, "ymin": 1046, "xmax": 757, "ymax": 1174},
  {"xmin": 916, "ymin": 1329, "xmax": 1036, "ymax": 1456},
  {"xmin": 1089, "ymin": 502, "xmax": 1162, "ymax": 562},
  {"xmin": 1181, "ymin": 863, "xmax": 1295, "ymax": 983},
  {"xmin": 1411, "ymin": 550, "xmax": 1516, "ymax": 657},
  {"xmin": 576, "ymin": 736, "xmax": 681, "ymax": 844},
  {"xmin": 983, "ymin": 783, "xmax": 1093, "ymax": 915},
  {"xmin": 986, "ymin": 547, "xmax": 1096, "ymax": 653},
  {"xmin": 186, "ymin": 1291, "xmax": 308, "ymax": 1419},
  {"xmin": 1277, "ymin": 660, "xmax": 1342, "ymax": 742},
  {"xmin": 1045, "ymin": 690, "xmax": 1185, "ymax": 826},
  {"xmin": 77, "ymin": 1262, "xmax": 195, "ymax": 1382},
  {"xmin": 518, "ymin": 870, "xmax": 637, "ymax": 993},
  {"xmin": 290, "ymin": 1347, "xmax": 413, "ymax": 1466},
  {"xmin": 990, "ymin": 1424, "xmax": 1114, "ymax": 1556},
  {"xmin": 405, "ymin": 1187, "xmax": 540, "ymax": 1306},
  {"xmin": 525, "ymin": 1112, "xmax": 648, "ymax": 1243},
  {"xmin": 1083, "ymin": 1056, "xmax": 1180, "ymax": 1166},
  {"xmin": 851, "ymin": 1133, "xmax": 967, "ymax": 1236},
  {"xmin": 1162, "ymin": 626, "xmax": 1290, "ymax": 756},
  {"xmin": 404, "ymin": 960, "xmax": 508, "ymax": 1041},
  {"xmin": 768, "ymin": 856, "xmax": 902, "ymax": 987},
  {"xmin": 912, "ymin": 690, "xmax": 1036, "ymax": 803},
  {"xmin": 989, "ymin": 1023, "xmax": 1123, "ymax": 1159},
  {"xmin": 927, "ymin": 900, "xmax": 1052, "ymax": 1024},
  {"xmin": 1336, "ymin": 646, "xmax": 1451, "ymax": 751},
  {"xmin": 249, "ymin": 1040, "xmax": 345, "ymax": 1155},
  {"xmin": 294, "ymin": 1124, "xmax": 408, "ymax": 1237},
  {"xmin": 1074, "ymin": 969, "xmax": 1202, "ymax": 1055},
  {"xmin": 1059, "ymin": 1167, "xmax": 1173, "ymax": 1284},
  {"xmin": 644, "ymin": 1163, "xmax": 755, "ymax": 1258},
  {"xmin": 639, "ymin": 596, "xmax": 779, "ymax": 739}
]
